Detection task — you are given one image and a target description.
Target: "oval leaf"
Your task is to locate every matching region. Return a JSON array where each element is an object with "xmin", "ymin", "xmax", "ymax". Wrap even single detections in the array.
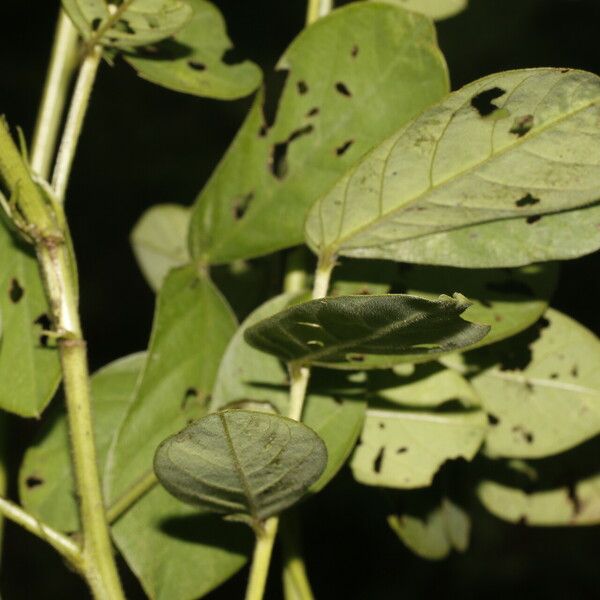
[
  {"xmin": 154, "ymin": 410, "xmax": 327, "ymax": 526},
  {"xmin": 244, "ymin": 293, "xmax": 490, "ymax": 369},
  {"xmin": 124, "ymin": 0, "xmax": 261, "ymax": 99},
  {"xmin": 188, "ymin": 2, "xmax": 449, "ymax": 263},
  {"xmin": 306, "ymin": 69, "xmax": 600, "ymax": 267}
]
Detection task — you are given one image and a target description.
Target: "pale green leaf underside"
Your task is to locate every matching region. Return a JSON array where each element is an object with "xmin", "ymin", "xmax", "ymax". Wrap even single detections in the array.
[
  {"xmin": 124, "ymin": 0, "xmax": 261, "ymax": 99},
  {"xmin": 154, "ymin": 410, "xmax": 327, "ymax": 523},
  {"xmin": 388, "ymin": 497, "xmax": 470, "ymax": 560},
  {"xmin": 0, "ymin": 220, "xmax": 61, "ymax": 417},
  {"xmin": 306, "ymin": 69, "xmax": 600, "ymax": 267},
  {"xmin": 244, "ymin": 293, "xmax": 489, "ymax": 368},
  {"xmin": 62, "ymin": 0, "xmax": 193, "ymax": 50},
  {"xmin": 478, "ymin": 476, "xmax": 600, "ymax": 526},
  {"xmin": 472, "ymin": 309, "xmax": 600, "ymax": 459},
  {"xmin": 19, "ymin": 352, "xmax": 249, "ymax": 600},
  {"xmin": 351, "ymin": 405, "xmax": 487, "ymax": 488},
  {"xmin": 377, "ymin": 0, "xmax": 468, "ymax": 21},
  {"xmin": 106, "ymin": 266, "xmax": 237, "ymax": 503},
  {"xmin": 212, "ymin": 292, "xmax": 366, "ymax": 492},
  {"xmin": 188, "ymin": 2, "xmax": 449, "ymax": 263},
  {"xmin": 130, "ymin": 203, "xmax": 191, "ymax": 291}
]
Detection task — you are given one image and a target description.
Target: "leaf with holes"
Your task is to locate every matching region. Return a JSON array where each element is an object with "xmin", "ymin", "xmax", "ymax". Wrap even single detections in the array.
[
  {"xmin": 105, "ymin": 265, "xmax": 237, "ymax": 504},
  {"xmin": 244, "ymin": 293, "xmax": 489, "ymax": 369},
  {"xmin": 154, "ymin": 410, "xmax": 328, "ymax": 527},
  {"xmin": 388, "ymin": 497, "xmax": 470, "ymax": 560},
  {"xmin": 376, "ymin": 0, "xmax": 468, "ymax": 21},
  {"xmin": 306, "ymin": 69, "xmax": 600, "ymax": 268},
  {"xmin": 131, "ymin": 203, "xmax": 191, "ymax": 291},
  {"xmin": 212, "ymin": 292, "xmax": 366, "ymax": 492},
  {"xmin": 398, "ymin": 263, "xmax": 558, "ymax": 349},
  {"xmin": 123, "ymin": 0, "xmax": 261, "ymax": 99},
  {"xmin": 471, "ymin": 309, "xmax": 600, "ymax": 458},
  {"xmin": 351, "ymin": 403, "xmax": 487, "ymax": 488},
  {"xmin": 19, "ymin": 352, "xmax": 250, "ymax": 600},
  {"xmin": 0, "ymin": 219, "xmax": 61, "ymax": 417},
  {"xmin": 188, "ymin": 2, "xmax": 449, "ymax": 263},
  {"xmin": 62, "ymin": 0, "xmax": 193, "ymax": 50}
]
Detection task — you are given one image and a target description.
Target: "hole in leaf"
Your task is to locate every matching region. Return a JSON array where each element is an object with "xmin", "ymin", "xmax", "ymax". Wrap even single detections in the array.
[
  {"xmin": 512, "ymin": 425, "xmax": 534, "ymax": 444},
  {"xmin": 335, "ymin": 139, "xmax": 354, "ymax": 156},
  {"xmin": 335, "ymin": 82, "xmax": 352, "ymax": 97},
  {"xmin": 258, "ymin": 124, "xmax": 269, "ymax": 137},
  {"xmin": 515, "ymin": 193, "xmax": 540, "ymax": 208},
  {"xmin": 269, "ymin": 125, "xmax": 314, "ymax": 179},
  {"xmin": 115, "ymin": 19, "xmax": 135, "ymax": 34},
  {"xmin": 263, "ymin": 70, "xmax": 289, "ymax": 129},
  {"xmin": 232, "ymin": 192, "xmax": 255, "ymax": 220},
  {"xmin": 91, "ymin": 18, "xmax": 102, "ymax": 31},
  {"xmin": 9, "ymin": 278, "xmax": 24, "ymax": 303},
  {"xmin": 567, "ymin": 483, "xmax": 583, "ymax": 515},
  {"xmin": 487, "ymin": 413, "xmax": 500, "ymax": 426},
  {"xmin": 526, "ymin": 215, "xmax": 542, "ymax": 224},
  {"xmin": 510, "ymin": 114, "xmax": 534, "ymax": 137},
  {"xmin": 25, "ymin": 476, "xmax": 44, "ymax": 489},
  {"xmin": 373, "ymin": 447, "xmax": 385, "ymax": 473},
  {"xmin": 188, "ymin": 61, "xmax": 206, "ymax": 71},
  {"xmin": 34, "ymin": 313, "xmax": 52, "ymax": 348},
  {"xmin": 351, "ymin": 45, "xmax": 359, "ymax": 58},
  {"xmin": 470, "ymin": 87, "xmax": 506, "ymax": 117},
  {"xmin": 297, "ymin": 80, "xmax": 308, "ymax": 95},
  {"xmin": 396, "ymin": 447, "xmax": 407, "ymax": 454},
  {"xmin": 306, "ymin": 107, "xmax": 319, "ymax": 118},
  {"xmin": 222, "ymin": 46, "xmax": 245, "ymax": 66}
]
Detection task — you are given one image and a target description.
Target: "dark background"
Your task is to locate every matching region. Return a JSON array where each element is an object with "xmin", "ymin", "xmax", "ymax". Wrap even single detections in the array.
[{"xmin": 1, "ymin": 0, "xmax": 599, "ymax": 597}]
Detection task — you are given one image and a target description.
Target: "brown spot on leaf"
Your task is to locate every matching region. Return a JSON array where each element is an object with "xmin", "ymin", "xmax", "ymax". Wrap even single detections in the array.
[
  {"xmin": 373, "ymin": 447, "xmax": 385, "ymax": 473},
  {"xmin": 515, "ymin": 193, "xmax": 540, "ymax": 207},
  {"xmin": 510, "ymin": 114, "xmax": 534, "ymax": 137},
  {"xmin": 232, "ymin": 192, "xmax": 254, "ymax": 220},
  {"xmin": 187, "ymin": 61, "xmax": 206, "ymax": 71},
  {"xmin": 335, "ymin": 139, "xmax": 354, "ymax": 156},
  {"xmin": 270, "ymin": 124, "xmax": 314, "ymax": 179},
  {"xmin": 526, "ymin": 215, "xmax": 542, "ymax": 224},
  {"xmin": 26, "ymin": 476, "xmax": 44, "ymax": 489},
  {"xmin": 297, "ymin": 80, "xmax": 308, "ymax": 95},
  {"xmin": 335, "ymin": 82, "xmax": 352, "ymax": 97}
]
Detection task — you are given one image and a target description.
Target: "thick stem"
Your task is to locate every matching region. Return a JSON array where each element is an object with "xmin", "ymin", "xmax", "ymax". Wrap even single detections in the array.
[
  {"xmin": 306, "ymin": 0, "xmax": 334, "ymax": 25},
  {"xmin": 245, "ymin": 518, "xmax": 279, "ymax": 600},
  {"xmin": 106, "ymin": 470, "xmax": 158, "ymax": 524},
  {"xmin": 283, "ymin": 247, "xmax": 310, "ymax": 294},
  {"xmin": 0, "ymin": 496, "xmax": 82, "ymax": 567},
  {"xmin": 30, "ymin": 9, "xmax": 80, "ymax": 180},
  {"xmin": 52, "ymin": 45, "xmax": 102, "ymax": 204}
]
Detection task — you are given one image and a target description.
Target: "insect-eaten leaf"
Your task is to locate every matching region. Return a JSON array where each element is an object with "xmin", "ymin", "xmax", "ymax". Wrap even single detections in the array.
[
  {"xmin": 62, "ymin": 0, "xmax": 193, "ymax": 50},
  {"xmin": 306, "ymin": 68, "xmax": 600, "ymax": 268},
  {"xmin": 154, "ymin": 410, "xmax": 327, "ymax": 530},
  {"xmin": 244, "ymin": 293, "xmax": 489, "ymax": 369},
  {"xmin": 188, "ymin": 1, "xmax": 449, "ymax": 263},
  {"xmin": 123, "ymin": 0, "xmax": 261, "ymax": 99},
  {"xmin": 470, "ymin": 309, "xmax": 600, "ymax": 458},
  {"xmin": 388, "ymin": 497, "xmax": 470, "ymax": 560}
]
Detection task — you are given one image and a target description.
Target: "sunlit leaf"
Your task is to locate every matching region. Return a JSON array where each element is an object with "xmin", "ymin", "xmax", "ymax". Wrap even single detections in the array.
[
  {"xmin": 471, "ymin": 309, "xmax": 600, "ymax": 458},
  {"xmin": 188, "ymin": 2, "xmax": 449, "ymax": 263},
  {"xmin": 130, "ymin": 203, "xmax": 190, "ymax": 291},
  {"xmin": 388, "ymin": 497, "xmax": 470, "ymax": 560},
  {"xmin": 306, "ymin": 69, "xmax": 600, "ymax": 267},
  {"xmin": 124, "ymin": 0, "xmax": 261, "ymax": 99},
  {"xmin": 244, "ymin": 293, "xmax": 489, "ymax": 369}
]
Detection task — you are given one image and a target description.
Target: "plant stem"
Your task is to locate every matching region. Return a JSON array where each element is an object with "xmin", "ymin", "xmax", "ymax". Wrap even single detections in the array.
[
  {"xmin": 306, "ymin": 0, "xmax": 334, "ymax": 25},
  {"xmin": 106, "ymin": 470, "xmax": 158, "ymax": 524},
  {"xmin": 52, "ymin": 44, "xmax": 102, "ymax": 204},
  {"xmin": 283, "ymin": 247, "xmax": 310, "ymax": 294},
  {"xmin": 280, "ymin": 511, "xmax": 315, "ymax": 600},
  {"xmin": 0, "ymin": 496, "xmax": 82, "ymax": 567},
  {"xmin": 245, "ymin": 517, "xmax": 279, "ymax": 600},
  {"xmin": 30, "ymin": 9, "xmax": 80, "ymax": 180}
]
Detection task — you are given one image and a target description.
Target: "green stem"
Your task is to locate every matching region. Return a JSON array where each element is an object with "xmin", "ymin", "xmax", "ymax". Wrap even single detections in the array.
[
  {"xmin": 283, "ymin": 247, "xmax": 310, "ymax": 294},
  {"xmin": 0, "ymin": 496, "xmax": 82, "ymax": 567},
  {"xmin": 30, "ymin": 9, "xmax": 80, "ymax": 180},
  {"xmin": 280, "ymin": 511, "xmax": 314, "ymax": 600},
  {"xmin": 245, "ymin": 517, "xmax": 279, "ymax": 600},
  {"xmin": 106, "ymin": 470, "xmax": 158, "ymax": 524},
  {"xmin": 51, "ymin": 44, "xmax": 102, "ymax": 204},
  {"xmin": 306, "ymin": 0, "xmax": 334, "ymax": 25}
]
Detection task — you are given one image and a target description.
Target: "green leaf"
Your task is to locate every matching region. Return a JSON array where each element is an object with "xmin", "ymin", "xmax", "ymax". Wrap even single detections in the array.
[
  {"xmin": 124, "ymin": 0, "xmax": 261, "ymax": 99},
  {"xmin": 306, "ymin": 69, "xmax": 600, "ymax": 268},
  {"xmin": 106, "ymin": 265, "xmax": 237, "ymax": 503},
  {"xmin": 388, "ymin": 497, "xmax": 470, "ymax": 560},
  {"xmin": 351, "ymin": 404, "xmax": 487, "ymax": 488},
  {"xmin": 212, "ymin": 292, "xmax": 366, "ymax": 492},
  {"xmin": 188, "ymin": 2, "xmax": 449, "ymax": 263},
  {"xmin": 62, "ymin": 0, "xmax": 193, "ymax": 50},
  {"xmin": 478, "ymin": 475, "xmax": 600, "ymax": 526},
  {"xmin": 130, "ymin": 203, "xmax": 190, "ymax": 291},
  {"xmin": 244, "ymin": 293, "xmax": 489, "ymax": 369},
  {"xmin": 0, "ymin": 219, "xmax": 61, "ymax": 417},
  {"xmin": 399, "ymin": 263, "xmax": 558, "ymax": 349},
  {"xmin": 471, "ymin": 309, "xmax": 600, "ymax": 458},
  {"xmin": 19, "ymin": 352, "xmax": 250, "ymax": 600},
  {"xmin": 377, "ymin": 0, "xmax": 468, "ymax": 21},
  {"xmin": 154, "ymin": 410, "xmax": 328, "ymax": 526}
]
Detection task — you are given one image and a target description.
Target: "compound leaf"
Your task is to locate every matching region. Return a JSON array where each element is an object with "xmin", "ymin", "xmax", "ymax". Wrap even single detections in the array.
[
  {"xmin": 306, "ymin": 69, "xmax": 600, "ymax": 267},
  {"xmin": 154, "ymin": 410, "xmax": 327, "ymax": 526}
]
